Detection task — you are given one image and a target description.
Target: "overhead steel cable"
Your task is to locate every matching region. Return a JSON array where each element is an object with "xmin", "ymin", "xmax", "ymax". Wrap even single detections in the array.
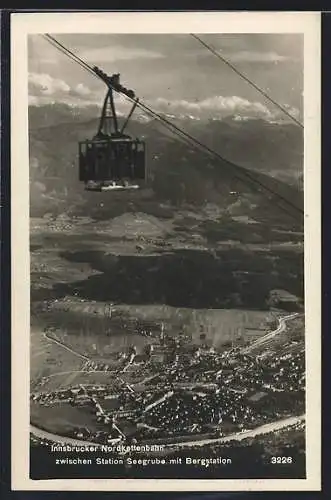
[
  {"xmin": 42, "ymin": 34, "xmax": 303, "ymax": 220},
  {"xmin": 43, "ymin": 34, "xmax": 97, "ymax": 78},
  {"xmin": 131, "ymin": 100, "xmax": 303, "ymax": 219},
  {"xmin": 43, "ymin": 36, "xmax": 204, "ymax": 152},
  {"xmin": 190, "ymin": 33, "xmax": 304, "ymax": 129},
  {"xmin": 43, "ymin": 34, "xmax": 303, "ymax": 221}
]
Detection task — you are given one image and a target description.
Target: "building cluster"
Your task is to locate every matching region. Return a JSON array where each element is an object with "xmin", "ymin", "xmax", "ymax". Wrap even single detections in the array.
[{"xmin": 31, "ymin": 322, "xmax": 305, "ymax": 446}]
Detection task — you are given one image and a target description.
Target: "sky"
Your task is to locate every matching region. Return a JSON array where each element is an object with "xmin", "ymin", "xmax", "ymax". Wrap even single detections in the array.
[{"xmin": 28, "ymin": 33, "xmax": 303, "ymax": 122}]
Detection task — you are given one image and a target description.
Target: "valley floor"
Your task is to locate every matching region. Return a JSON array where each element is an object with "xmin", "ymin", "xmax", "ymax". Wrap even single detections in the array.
[{"xmin": 29, "ymin": 212, "xmax": 305, "ymax": 475}]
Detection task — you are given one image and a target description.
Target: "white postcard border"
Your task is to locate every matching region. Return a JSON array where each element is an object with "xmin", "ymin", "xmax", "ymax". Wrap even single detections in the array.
[{"xmin": 10, "ymin": 10, "xmax": 321, "ymax": 491}]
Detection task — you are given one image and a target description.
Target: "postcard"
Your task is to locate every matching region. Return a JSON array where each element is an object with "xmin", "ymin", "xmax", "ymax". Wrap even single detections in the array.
[{"xmin": 10, "ymin": 10, "xmax": 321, "ymax": 491}]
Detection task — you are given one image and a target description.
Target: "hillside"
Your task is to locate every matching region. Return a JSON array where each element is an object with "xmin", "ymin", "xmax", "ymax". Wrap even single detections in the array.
[{"xmin": 29, "ymin": 104, "xmax": 303, "ymax": 230}]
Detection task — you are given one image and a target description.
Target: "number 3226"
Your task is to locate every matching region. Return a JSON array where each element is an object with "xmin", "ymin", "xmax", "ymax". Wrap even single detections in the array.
[{"xmin": 271, "ymin": 457, "xmax": 293, "ymax": 464}]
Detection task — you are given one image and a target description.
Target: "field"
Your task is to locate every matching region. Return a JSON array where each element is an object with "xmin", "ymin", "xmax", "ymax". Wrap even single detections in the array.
[
  {"xmin": 30, "ymin": 211, "xmax": 303, "ymax": 394},
  {"xmin": 36, "ymin": 301, "xmax": 280, "ymax": 354},
  {"xmin": 30, "ymin": 328, "xmax": 86, "ymax": 389},
  {"xmin": 30, "ymin": 401, "xmax": 106, "ymax": 435},
  {"xmin": 31, "ymin": 326, "xmax": 126, "ymax": 392}
]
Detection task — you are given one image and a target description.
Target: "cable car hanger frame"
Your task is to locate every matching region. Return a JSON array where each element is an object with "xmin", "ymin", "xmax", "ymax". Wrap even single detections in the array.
[{"xmin": 78, "ymin": 67, "xmax": 146, "ymax": 192}]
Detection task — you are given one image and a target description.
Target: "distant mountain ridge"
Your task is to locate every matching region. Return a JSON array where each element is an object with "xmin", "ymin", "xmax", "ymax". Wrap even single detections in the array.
[
  {"xmin": 29, "ymin": 103, "xmax": 303, "ymax": 227},
  {"xmin": 29, "ymin": 103, "xmax": 303, "ymax": 183},
  {"xmin": 29, "ymin": 103, "xmax": 100, "ymax": 129}
]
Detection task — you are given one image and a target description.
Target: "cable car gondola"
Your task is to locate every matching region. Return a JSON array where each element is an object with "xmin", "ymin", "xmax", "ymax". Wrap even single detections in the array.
[{"xmin": 78, "ymin": 67, "xmax": 146, "ymax": 191}]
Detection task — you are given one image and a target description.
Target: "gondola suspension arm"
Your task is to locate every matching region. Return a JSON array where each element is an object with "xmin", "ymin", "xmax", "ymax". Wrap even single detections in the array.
[{"xmin": 120, "ymin": 98, "xmax": 140, "ymax": 135}]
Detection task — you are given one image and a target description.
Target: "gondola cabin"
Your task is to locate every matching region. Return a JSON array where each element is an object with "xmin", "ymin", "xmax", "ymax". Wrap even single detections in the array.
[
  {"xmin": 79, "ymin": 135, "xmax": 146, "ymax": 190},
  {"xmin": 78, "ymin": 67, "xmax": 146, "ymax": 191}
]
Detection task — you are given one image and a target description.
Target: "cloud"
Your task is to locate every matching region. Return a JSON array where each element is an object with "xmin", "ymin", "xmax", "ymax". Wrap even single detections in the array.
[
  {"xmin": 226, "ymin": 50, "xmax": 290, "ymax": 63},
  {"xmin": 112, "ymin": 94, "xmax": 299, "ymax": 124},
  {"xmin": 74, "ymin": 83, "xmax": 91, "ymax": 96},
  {"xmin": 77, "ymin": 45, "xmax": 164, "ymax": 64},
  {"xmin": 28, "ymin": 71, "xmax": 300, "ymax": 124},
  {"xmin": 189, "ymin": 47, "xmax": 291, "ymax": 64},
  {"xmin": 29, "ymin": 72, "xmax": 71, "ymax": 95},
  {"xmin": 147, "ymin": 95, "xmax": 276, "ymax": 121},
  {"xmin": 28, "ymin": 93, "xmax": 100, "ymax": 108},
  {"xmin": 28, "ymin": 72, "xmax": 97, "ymax": 105}
]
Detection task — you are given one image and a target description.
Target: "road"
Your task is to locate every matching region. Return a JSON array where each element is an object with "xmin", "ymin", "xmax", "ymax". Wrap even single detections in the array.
[
  {"xmin": 30, "ymin": 414, "xmax": 304, "ymax": 450},
  {"xmin": 241, "ymin": 312, "xmax": 300, "ymax": 354},
  {"xmin": 31, "ymin": 425, "xmax": 108, "ymax": 447},
  {"xmin": 42, "ymin": 332, "xmax": 89, "ymax": 361},
  {"xmin": 163, "ymin": 414, "xmax": 305, "ymax": 449}
]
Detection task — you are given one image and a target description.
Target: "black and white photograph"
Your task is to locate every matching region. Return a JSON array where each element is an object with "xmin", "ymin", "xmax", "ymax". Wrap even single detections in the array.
[{"xmin": 10, "ymin": 12, "xmax": 321, "ymax": 491}]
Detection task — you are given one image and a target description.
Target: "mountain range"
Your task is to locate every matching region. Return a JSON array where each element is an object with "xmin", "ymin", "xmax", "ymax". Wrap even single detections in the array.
[{"xmin": 29, "ymin": 103, "xmax": 303, "ymax": 228}]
